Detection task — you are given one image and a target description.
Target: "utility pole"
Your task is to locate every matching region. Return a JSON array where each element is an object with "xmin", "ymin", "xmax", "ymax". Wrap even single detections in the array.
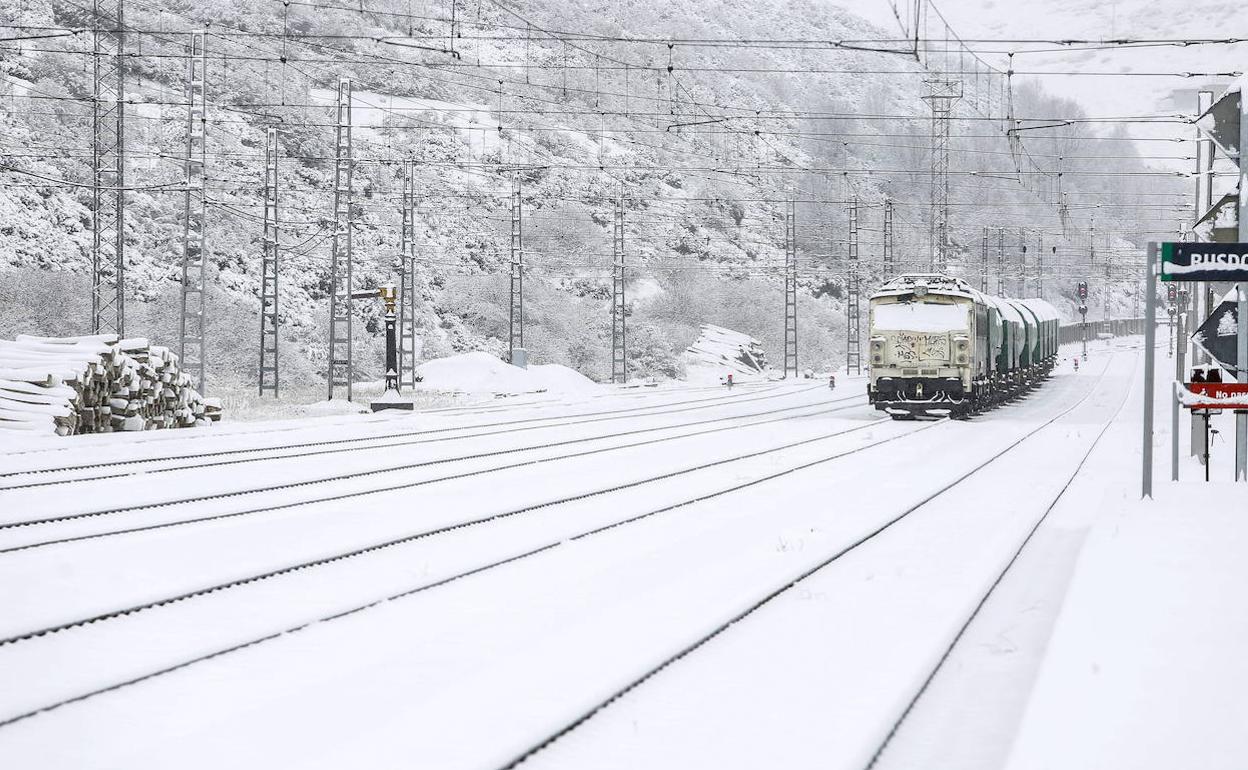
[
  {"xmin": 611, "ymin": 189, "xmax": 627, "ymax": 383},
  {"xmin": 996, "ymin": 227, "xmax": 1005, "ymax": 296},
  {"xmin": 398, "ymin": 158, "xmax": 418, "ymax": 389},
  {"xmin": 258, "ymin": 127, "xmax": 280, "ymax": 396},
  {"xmin": 327, "ymin": 78, "xmax": 354, "ymax": 400},
  {"xmin": 882, "ymin": 197, "xmax": 895, "ymax": 280},
  {"xmin": 91, "ymin": 0, "xmax": 126, "ymax": 336},
  {"xmin": 508, "ymin": 175, "xmax": 525, "ymax": 366},
  {"xmin": 179, "ymin": 31, "xmax": 207, "ymax": 393},
  {"xmin": 783, "ymin": 198, "xmax": 798, "ymax": 377},
  {"xmin": 980, "ymin": 226, "xmax": 988, "ymax": 293},
  {"xmin": 847, "ymin": 196, "xmax": 861, "ymax": 376},
  {"xmin": 922, "ymin": 77, "xmax": 961, "ymax": 273}
]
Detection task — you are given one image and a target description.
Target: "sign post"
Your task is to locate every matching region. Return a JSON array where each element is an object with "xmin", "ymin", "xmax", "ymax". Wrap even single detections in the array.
[
  {"xmin": 1172, "ymin": 287, "xmax": 1188, "ymax": 481},
  {"xmin": 1142, "ymin": 243, "xmax": 1157, "ymax": 499},
  {"xmin": 1239, "ymin": 287, "xmax": 1247, "ymax": 480},
  {"xmin": 1181, "ymin": 382, "xmax": 1248, "ymax": 481}
]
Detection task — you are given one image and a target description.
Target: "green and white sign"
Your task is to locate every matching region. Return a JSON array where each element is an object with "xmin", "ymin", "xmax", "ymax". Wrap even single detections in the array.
[{"xmin": 1160, "ymin": 242, "xmax": 1248, "ymax": 282}]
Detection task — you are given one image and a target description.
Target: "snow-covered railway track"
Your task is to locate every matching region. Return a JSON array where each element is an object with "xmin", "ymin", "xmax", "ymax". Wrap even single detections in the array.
[
  {"xmin": 0, "ymin": 403, "xmax": 901, "ymax": 646},
  {"xmin": 0, "ymin": 413, "xmax": 941, "ymax": 727},
  {"xmin": 499, "ymin": 353, "xmax": 1128, "ymax": 770},
  {"xmin": 0, "ymin": 381, "xmax": 770, "ymax": 462},
  {"xmin": 0, "ymin": 383, "xmax": 789, "ymax": 484},
  {"xmin": 863, "ymin": 351, "xmax": 1141, "ymax": 770},
  {"xmin": 0, "ymin": 389, "xmax": 852, "ymax": 551}
]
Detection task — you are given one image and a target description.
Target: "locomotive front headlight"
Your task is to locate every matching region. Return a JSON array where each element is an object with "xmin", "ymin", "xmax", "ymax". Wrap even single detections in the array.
[
  {"xmin": 953, "ymin": 335, "xmax": 969, "ymax": 365},
  {"xmin": 870, "ymin": 336, "xmax": 885, "ymax": 365}
]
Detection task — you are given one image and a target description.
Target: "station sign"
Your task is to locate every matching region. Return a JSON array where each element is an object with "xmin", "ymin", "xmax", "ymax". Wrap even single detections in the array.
[
  {"xmin": 1182, "ymin": 382, "xmax": 1248, "ymax": 411},
  {"xmin": 1160, "ymin": 242, "xmax": 1248, "ymax": 282}
]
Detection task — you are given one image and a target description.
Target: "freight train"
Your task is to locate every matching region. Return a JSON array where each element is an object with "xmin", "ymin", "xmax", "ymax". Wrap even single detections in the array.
[{"xmin": 867, "ymin": 274, "xmax": 1060, "ymax": 418}]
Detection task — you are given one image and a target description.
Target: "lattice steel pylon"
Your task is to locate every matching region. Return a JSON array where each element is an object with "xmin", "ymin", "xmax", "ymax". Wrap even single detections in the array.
[
  {"xmin": 611, "ymin": 190, "xmax": 627, "ymax": 383},
  {"xmin": 882, "ymin": 197, "xmax": 895, "ymax": 280},
  {"xmin": 980, "ymin": 227, "xmax": 989, "ymax": 293},
  {"xmin": 179, "ymin": 31, "xmax": 207, "ymax": 393},
  {"xmin": 1104, "ymin": 246, "xmax": 1113, "ymax": 321},
  {"xmin": 1036, "ymin": 231, "xmax": 1045, "ymax": 299},
  {"xmin": 398, "ymin": 158, "xmax": 418, "ymax": 389},
  {"xmin": 258, "ymin": 127, "xmax": 280, "ymax": 396},
  {"xmin": 922, "ymin": 77, "xmax": 961, "ymax": 274},
  {"xmin": 508, "ymin": 176, "xmax": 524, "ymax": 364},
  {"xmin": 846, "ymin": 196, "xmax": 862, "ymax": 376},
  {"xmin": 783, "ymin": 198, "xmax": 798, "ymax": 377},
  {"xmin": 91, "ymin": 0, "xmax": 126, "ymax": 336},
  {"xmin": 327, "ymin": 78, "xmax": 354, "ymax": 400},
  {"xmin": 996, "ymin": 227, "xmax": 1005, "ymax": 296},
  {"xmin": 1018, "ymin": 228, "xmax": 1028, "ymax": 297}
]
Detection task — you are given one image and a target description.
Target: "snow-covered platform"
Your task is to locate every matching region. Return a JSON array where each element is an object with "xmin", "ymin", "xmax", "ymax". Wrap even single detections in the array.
[{"xmin": 1005, "ymin": 485, "xmax": 1248, "ymax": 770}]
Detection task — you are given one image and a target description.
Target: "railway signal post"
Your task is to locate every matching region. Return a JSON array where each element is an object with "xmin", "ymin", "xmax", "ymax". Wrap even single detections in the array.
[{"xmin": 354, "ymin": 284, "xmax": 412, "ymax": 413}]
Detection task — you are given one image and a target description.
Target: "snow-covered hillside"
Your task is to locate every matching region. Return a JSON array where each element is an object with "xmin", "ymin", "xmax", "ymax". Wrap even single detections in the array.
[{"xmin": 0, "ymin": 0, "xmax": 1174, "ymax": 394}]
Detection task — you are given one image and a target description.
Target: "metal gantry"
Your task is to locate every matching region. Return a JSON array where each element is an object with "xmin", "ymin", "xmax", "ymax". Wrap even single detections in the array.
[
  {"xmin": 327, "ymin": 78, "xmax": 355, "ymax": 400},
  {"xmin": 922, "ymin": 77, "xmax": 961, "ymax": 273},
  {"xmin": 611, "ymin": 190, "xmax": 627, "ymax": 383},
  {"xmin": 398, "ymin": 158, "xmax": 419, "ymax": 389},
  {"xmin": 178, "ymin": 31, "xmax": 207, "ymax": 392},
  {"xmin": 91, "ymin": 0, "xmax": 126, "ymax": 336},
  {"xmin": 882, "ymin": 197, "xmax": 895, "ymax": 280},
  {"xmin": 783, "ymin": 198, "xmax": 798, "ymax": 377},
  {"xmin": 846, "ymin": 196, "xmax": 861, "ymax": 376},
  {"xmin": 259, "ymin": 127, "xmax": 280, "ymax": 396},
  {"xmin": 508, "ymin": 175, "xmax": 524, "ymax": 365}
]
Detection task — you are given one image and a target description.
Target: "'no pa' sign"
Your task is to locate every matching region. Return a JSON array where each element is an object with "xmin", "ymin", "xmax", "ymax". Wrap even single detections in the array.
[{"xmin": 1161, "ymin": 242, "xmax": 1248, "ymax": 282}]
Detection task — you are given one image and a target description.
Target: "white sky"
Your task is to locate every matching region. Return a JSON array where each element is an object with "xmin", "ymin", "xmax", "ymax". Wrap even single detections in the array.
[{"xmin": 831, "ymin": 0, "xmax": 1247, "ymax": 165}]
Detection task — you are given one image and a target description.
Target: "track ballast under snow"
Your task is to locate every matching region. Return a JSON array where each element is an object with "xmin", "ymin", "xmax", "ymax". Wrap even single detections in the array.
[{"xmin": 0, "ymin": 354, "xmax": 1141, "ymax": 769}]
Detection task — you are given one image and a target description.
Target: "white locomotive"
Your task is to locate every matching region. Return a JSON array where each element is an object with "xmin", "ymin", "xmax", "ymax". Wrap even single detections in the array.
[{"xmin": 867, "ymin": 275, "xmax": 1060, "ymax": 418}]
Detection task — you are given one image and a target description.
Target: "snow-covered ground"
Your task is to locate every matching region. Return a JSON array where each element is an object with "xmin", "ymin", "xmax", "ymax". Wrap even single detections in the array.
[
  {"xmin": 413, "ymin": 352, "xmax": 598, "ymax": 396},
  {"xmin": 0, "ymin": 334, "xmax": 1242, "ymax": 769}
]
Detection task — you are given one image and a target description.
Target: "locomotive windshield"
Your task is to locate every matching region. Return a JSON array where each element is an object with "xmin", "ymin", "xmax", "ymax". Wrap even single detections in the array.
[{"xmin": 871, "ymin": 301, "xmax": 967, "ymax": 333}]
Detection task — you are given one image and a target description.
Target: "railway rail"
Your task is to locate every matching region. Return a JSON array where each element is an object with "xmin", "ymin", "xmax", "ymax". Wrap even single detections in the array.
[
  {"xmin": 0, "ymin": 380, "xmax": 770, "ymax": 461},
  {"xmin": 0, "ymin": 382, "xmax": 791, "ymax": 483},
  {"xmin": 494, "ymin": 351, "xmax": 1127, "ymax": 770},
  {"xmin": 0, "ymin": 412, "xmax": 949, "ymax": 727},
  {"xmin": 863, "ymin": 351, "xmax": 1140, "ymax": 769},
  {"xmin": 0, "ymin": 389, "xmax": 856, "ymax": 549}
]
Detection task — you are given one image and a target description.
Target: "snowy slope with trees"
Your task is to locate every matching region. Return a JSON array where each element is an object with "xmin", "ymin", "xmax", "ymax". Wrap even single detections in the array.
[{"xmin": 0, "ymin": 0, "xmax": 1177, "ymax": 396}]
